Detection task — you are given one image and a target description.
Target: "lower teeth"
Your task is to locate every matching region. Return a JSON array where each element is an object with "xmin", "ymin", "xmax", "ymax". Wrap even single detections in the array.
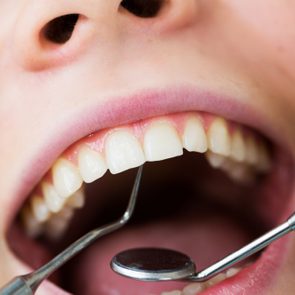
[{"xmin": 162, "ymin": 267, "xmax": 241, "ymax": 295}]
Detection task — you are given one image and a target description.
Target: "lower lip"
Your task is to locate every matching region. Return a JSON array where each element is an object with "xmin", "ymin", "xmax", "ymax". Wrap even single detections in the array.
[
  {"xmin": 201, "ymin": 236, "xmax": 290, "ymax": 295},
  {"xmin": 11, "ymin": 234, "xmax": 290, "ymax": 295}
]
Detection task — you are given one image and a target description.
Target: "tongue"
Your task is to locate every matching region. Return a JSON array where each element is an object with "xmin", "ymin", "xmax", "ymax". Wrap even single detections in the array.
[{"xmin": 68, "ymin": 213, "xmax": 251, "ymax": 295}]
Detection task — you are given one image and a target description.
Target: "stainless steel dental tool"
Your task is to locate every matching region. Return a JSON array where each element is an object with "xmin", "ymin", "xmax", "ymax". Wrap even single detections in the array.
[
  {"xmin": 0, "ymin": 166, "xmax": 143, "ymax": 295},
  {"xmin": 111, "ymin": 212, "xmax": 295, "ymax": 282}
]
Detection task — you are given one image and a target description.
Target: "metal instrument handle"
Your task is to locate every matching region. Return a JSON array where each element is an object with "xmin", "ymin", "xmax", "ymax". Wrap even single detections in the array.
[
  {"xmin": 0, "ymin": 277, "xmax": 33, "ymax": 295},
  {"xmin": 0, "ymin": 166, "xmax": 143, "ymax": 294},
  {"xmin": 191, "ymin": 213, "xmax": 295, "ymax": 281}
]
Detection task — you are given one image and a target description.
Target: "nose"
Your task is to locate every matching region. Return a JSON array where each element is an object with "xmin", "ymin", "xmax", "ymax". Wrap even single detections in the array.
[{"xmin": 13, "ymin": 0, "xmax": 199, "ymax": 71}]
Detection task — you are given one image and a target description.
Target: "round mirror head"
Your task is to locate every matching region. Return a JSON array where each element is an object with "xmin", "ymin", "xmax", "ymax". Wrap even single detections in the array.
[{"xmin": 111, "ymin": 247, "xmax": 196, "ymax": 281}]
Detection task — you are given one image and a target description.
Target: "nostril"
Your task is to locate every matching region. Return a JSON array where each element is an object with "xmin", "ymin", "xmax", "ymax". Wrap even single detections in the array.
[
  {"xmin": 15, "ymin": 12, "xmax": 92, "ymax": 71},
  {"xmin": 120, "ymin": 0, "xmax": 165, "ymax": 18},
  {"xmin": 41, "ymin": 14, "xmax": 79, "ymax": 44}
]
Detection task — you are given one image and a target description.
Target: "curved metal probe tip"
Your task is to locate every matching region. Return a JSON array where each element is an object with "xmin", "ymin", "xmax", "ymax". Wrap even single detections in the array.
[
  {"xmin": 0, "ymin": 166, "xmax": 143, "ymax": 295},
  {"xmin": 190, "ymin": 212, "xmax": 295, "ymax": 282},
  {"xmin": 111, "ymin": 212, "xmax": 295, "ymax": 283}
]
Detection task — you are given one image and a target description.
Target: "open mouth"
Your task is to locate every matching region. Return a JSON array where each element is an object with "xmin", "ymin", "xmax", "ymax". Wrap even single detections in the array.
[{"xmin": 6, "ymin": 104, "xmax": 294, "ymax": 294}]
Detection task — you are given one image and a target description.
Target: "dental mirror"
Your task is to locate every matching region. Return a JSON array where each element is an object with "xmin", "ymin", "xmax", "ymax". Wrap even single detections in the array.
[
  {"xmin": 111, "ymin": 212, "xmax": 295, "ymax": 282},
  {"xmin": 111, "ymin": 248, "xmax": 196, "ymax": 281}
]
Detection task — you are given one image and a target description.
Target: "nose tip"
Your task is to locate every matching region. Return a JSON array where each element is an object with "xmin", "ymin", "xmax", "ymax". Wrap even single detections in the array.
[{"xmin": 13, "ymin": 0, "xmax": 199, "ymax": 71}]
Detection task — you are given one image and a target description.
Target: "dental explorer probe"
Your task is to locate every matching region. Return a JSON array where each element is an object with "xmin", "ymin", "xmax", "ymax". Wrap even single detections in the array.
[
  {"xmin": 0, "ymin": 166, "xmax": 143, "ymax": 295},
  {"xmin": 111, "ymin": 212, "xmax": 295, "ymax": 282}
]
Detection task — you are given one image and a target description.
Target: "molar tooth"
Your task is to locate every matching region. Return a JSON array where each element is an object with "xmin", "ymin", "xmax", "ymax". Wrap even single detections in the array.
[
  {"xmin": 21, "ymin": 206, "xmax": 43, "ymax": 238},
  {"xmin": 206, "ymin": 151, "xmax": 226, "ymax": 168},
  {"xmin": 257, "ymin": 141, "xmax": 272, "ymax": 172},
  {"xmin": 42, "ymin": 182, "xmax": 65, "ymax": 213},
  {"xmin": 208, "ymin": 118, "xmax": 231, "ymax": 156},
  {"xmin": 105, "ymin": 130, "xmax": 145, "ymax": 174},
  {"xmin": 182, "ymin": 117, "xmax": 208, "ymax": 153},
  {"xmin": 210, "ymin": 156, "xmax": 255, "ymax": 185},
  {"xmin": 226, "ymin": 163, "xmax": 255, "ymax": 185},
  {"xmin": 245, "ymin": 136, "xmax": 259, "ymax": 165},
  {"xmin": 31, "ymin": 195, "xmax": 50, "ymax": 222},
  {"xmin": 52, "ymin": 158, "xmax": 83, "ymax": 198},
  {"xmin": 45, "ymin": 207, "xmax": 74, "ymax": 240},
  {"xmin": 182, "ymin": 283, "xmax": 205, "ymax": 295},
  {"xmin": 67, "ymin": 187, "xmax": 85, "ymax": 208},
  {"xmin": 144, "ymin": 121, "xmax": 183, "ymax": 161},
  {"xmin": 78, "ymin": 146, "xmax": 107, "ymax": 183},
  {"xmin": 58, "ymin": 206, "xmax": 75, "ymax": 220},
  {"xmin": 231, "ymin": 129, "xmax": 246, "ymax": 162},
  {"xmin": 45, "ymin": 216, "xmax": 69, "ymax": 240}
]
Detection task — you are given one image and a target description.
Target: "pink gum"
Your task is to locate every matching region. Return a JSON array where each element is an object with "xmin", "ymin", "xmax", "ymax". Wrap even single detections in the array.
[{"xmin": 62, "ymin": 111, "xmax": 251, "ymax": 164}]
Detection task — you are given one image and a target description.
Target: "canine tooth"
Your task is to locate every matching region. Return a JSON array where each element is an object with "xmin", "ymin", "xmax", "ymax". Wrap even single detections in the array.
[
  {"xmin": 208, "ymin": 118, "xmax": 231, "ymax": 156},
  {"xmin": 182, "ymin": 283, "xmax": 205, "ymax": 295},
  {"xmin": 245, "ymin": 136, "xmax": 259, "ymax": 165},
  {"xmin": 231, "ymin": 129, "xmax": 246, "ymax": 162},
  {"xmin": 206, "ymin": 151, "xmax": 226, "ymax": 168},
  {"xmin": 105, "ymin": 130, "xmax": 145, "ymax": 174},
  {"xmin": 21, "ymin": 206, "xmax": 43, "ymax": 237},
  {"xmin": 53, "ymin": 159, "xmax": 83, "ymax": 198},
  {"xmin": 31, "ymin": 195, "xmax": 50, "ymax": 222},
  {"xmin": 144, "ymin": 121, "xmax": 183, "ymax": 161},
  {"xmin": 182, "ymin": 117, "xmax": 208, "ymax": 153},
  {"xmin": 161, "ymin": 291, "xmax": 181, "ymax": 295},
  {"xmin": 78, "ymin": 146, "xmax": 107, "ymax": 183},
  {"xmin": 42, "ymin": 182, "xmax": 65, "ymax": 213},
  {"xmin": 67, "ymin": 187, "xmax": 85, "ymax": 208}
]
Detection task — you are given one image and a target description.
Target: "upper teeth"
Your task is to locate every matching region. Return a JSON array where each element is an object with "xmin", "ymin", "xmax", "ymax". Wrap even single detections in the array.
[
  {"xmin": 182, "ymin": 116, "xmax": 208, "ymax": 153},
  {"xmin": 21, "ymin": 112, "xmax": 271, "ymax": 239},
  {"xmin": 78, "ymin": 146, "xmax": 107, "ymax": 183},
  {"xmin": 231, "ymin": 129, "xmax": 246, "ymax": 162},
  {"xmin": 144, "ymin": 120, "xmax": 183, "ymax": 161},
  {"xmin": 106, "ymin": 129, "xmax": 145, "ymax": 174},
  {"xmin": 53, "ymin": 159, "xmax": 83, "ymax": 199},
  {"xmin": 208, "ymin": 117, "xmax": 231, "ymax": 156}
]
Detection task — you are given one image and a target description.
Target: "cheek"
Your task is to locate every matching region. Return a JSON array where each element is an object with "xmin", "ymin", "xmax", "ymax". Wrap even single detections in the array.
[
  {"xmin": 217, "ymin": 0, "xmax": 295, "ymax": 104},
  {"xmin": 229, "ymin": 0, "xmax": 295, "ymax": 64}
]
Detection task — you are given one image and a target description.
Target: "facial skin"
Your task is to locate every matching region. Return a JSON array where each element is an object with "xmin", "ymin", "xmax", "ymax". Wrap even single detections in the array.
[{"xmin": 0, "ymin": 0, "xmax": 294, "ymax": 294}]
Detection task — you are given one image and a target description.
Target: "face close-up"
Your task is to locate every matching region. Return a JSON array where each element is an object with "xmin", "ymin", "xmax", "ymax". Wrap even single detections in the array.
[{"xmin": 1, "ymin": 0, "xmax": 295, "ymax": 294}]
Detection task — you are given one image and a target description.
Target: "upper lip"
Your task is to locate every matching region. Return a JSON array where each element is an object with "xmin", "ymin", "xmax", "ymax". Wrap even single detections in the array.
[{"xmin": 4, "ymin": 85, "xmax": 293, "ymax": 231}]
